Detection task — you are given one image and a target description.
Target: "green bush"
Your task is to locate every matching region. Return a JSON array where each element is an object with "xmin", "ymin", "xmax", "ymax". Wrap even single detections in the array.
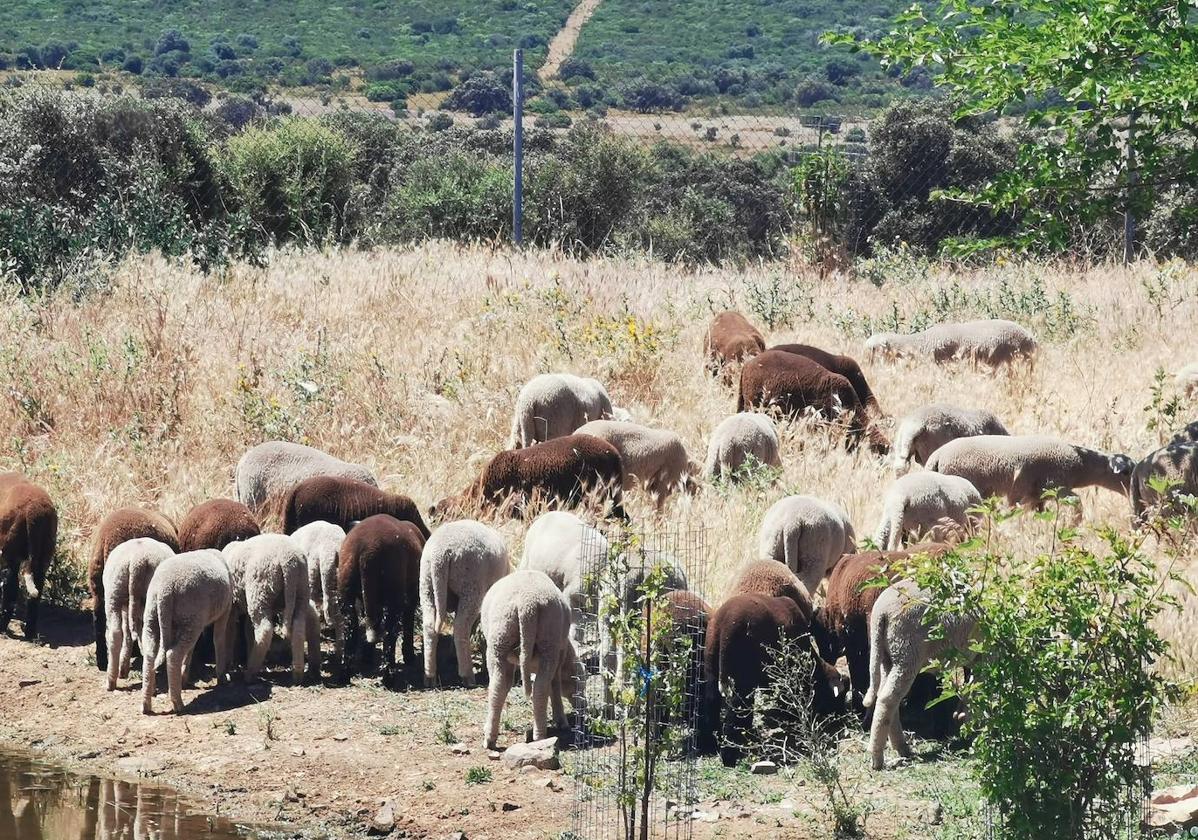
[{"xmin": 384, "ymin": 150, "xmax": 511, "ymax": 243}]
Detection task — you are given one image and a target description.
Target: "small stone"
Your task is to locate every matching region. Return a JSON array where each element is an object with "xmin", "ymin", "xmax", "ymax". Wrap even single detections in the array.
[
  {"xmin": 519, "ymin": 765, "xmax": 539, "ymax": 775},
  {"xmin": 448, "ymin": 833, "xmax": 467, "ymax": 840},
  {"xmin": 290, "ymin": 747, "xmax": 305, "ymax": 757},
  {"xmin": 77, "ymin": 750, "xmax": 100, "ymax": 760},
  {"xmin": 18, "ymin": 679, "xmax": 40, "ymax": 688},
  {"xmin": 750, "ymin": 760, "xmax": 778, "ymax": 775},
  {"xmin": 450, "ymin": 743, "xmax": 470, "ymax": 755},
  {"xmin": 369, "ymin": 800, "xmax": 396, "ymax": 835},
  {"xmin": 487, "ymin": 750, "xmax": 502, "ymax": 761},
  {"xmin": 924, "ymin": 802, "xmax": 943, "ymax": 825},
  {"xmin": 501, "ymin": 738, "xmax": 560, "ymax": 771},
  {"xmin": 332, "ymin": 733, "xmax": 349, "ymax": 742},
  {"xmin": 285, "ymin": 786, "xmax": 300, "ymax": 803},
  {"xmin": 501, "ymin": 802, "xmax": 520, "ymax": 812}
]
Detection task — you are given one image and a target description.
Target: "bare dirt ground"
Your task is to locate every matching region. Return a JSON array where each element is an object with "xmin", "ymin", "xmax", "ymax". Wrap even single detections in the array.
[{"xmin": 538, "ymin": 0, "xmax": 605, "ymax": 82}]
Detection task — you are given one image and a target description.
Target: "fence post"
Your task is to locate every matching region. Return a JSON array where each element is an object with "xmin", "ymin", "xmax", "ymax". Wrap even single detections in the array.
[
  {"xmin": 1123, "ymin": 110, "xmax": 1138, "ymax": 265},
  {"xmin": 512, "ymin": 48, "xmax": 524, "ymax": 247}
]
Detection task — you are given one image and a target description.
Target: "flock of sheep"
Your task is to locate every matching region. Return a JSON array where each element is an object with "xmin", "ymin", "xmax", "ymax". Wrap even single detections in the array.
[{"xmin": 1, "ymin": 308, "xmax": 1197, "ymax": 777}]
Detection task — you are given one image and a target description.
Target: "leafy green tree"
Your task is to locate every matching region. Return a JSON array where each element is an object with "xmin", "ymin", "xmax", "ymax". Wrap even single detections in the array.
[{"xmin": 828, "ymin": 0, "xmax": 1198, "ymax": 251}]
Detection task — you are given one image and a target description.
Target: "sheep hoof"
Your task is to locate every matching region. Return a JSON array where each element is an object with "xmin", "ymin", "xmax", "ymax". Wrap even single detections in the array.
[{"xmin": 423, "ymin": 675, "xmax": 437, "ymax": 689}]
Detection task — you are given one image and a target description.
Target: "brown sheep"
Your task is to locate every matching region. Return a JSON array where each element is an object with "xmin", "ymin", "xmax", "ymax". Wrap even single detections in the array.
[
  {"xmin": 728, "ymin": 559, "xmax": 813, "ymax": 622},
  {"xmin": 178, "ymin": 499, "xmax": 260, "ymax": 552},
  {"xmin": 702, "ymin": 593, "xmax": 846, "ymax": 766},
  {"xmin": 738, "ymin": 350, "xmax": 889, "ymax": 454},
  {"xmin": 337, "ymin": 514, "xmax": 424, "ymax": 687},
  {"xmin": 88, "ymin": 507, "xmax": 179, "ymax": 670},
  {"xmin": 704, "ymin": 311, "xmax": 765, "ymax": 378},
  {"xmin": 771, "ymin": 343, "xmax": 882, "ymax": 417},
  {"xmin": 0, "ymin": 472, "xmax": 58, "ymax": 640},
  {"xmin": 816, "ymin": 544, "xmax": 953, "ymax": 733},
  {"xmin": 431, "ymin": 434, "xmax": 626, "ymax": 522},
  {"xmin": 283, "ymin": 476, "xmax": 430, "ymax": 539}
]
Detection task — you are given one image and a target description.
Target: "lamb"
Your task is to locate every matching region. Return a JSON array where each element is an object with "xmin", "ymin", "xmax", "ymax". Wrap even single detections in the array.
[
  {"xmin": 873, "ymin": 472, "xmax": 982, "ymax": 550},
  {"xmin": 102, "ymin": 538, "xmax": 175, "ymax": 690},
  {"xmin": 420, "ymin": 520, "xmax": 510, "ymax": 687},
  {"xmin": 1130, "ymin": 441, "xmax": 1198, "ymax": 522},
  {"xmin": 771, "ymin": 343, "xmax": 882, "ymax": 417},
  {"xmin": 1176, "ymin": 363, "xmax": 1198, "ymax": 399},
  {"xmin": 140, "ymin": 549, "xmax": 232, "ymax": 715},
  {"xmin": 702, "ymin": 593, "xmax": 846, "ymax": 766},
  {"xmin": 337, "ymin": 514, "xmax": 425, "ymax": 686},
  {"xmin": 88, "ymin": 507, "xmax": 179, "ymax": 671},
  {"xmin": 757, "ymin": 495, "xmax": 856, "ymax": 596},
  {"xmin": 431, "ymin": 434, "xmax": 626, "ymax": 522},
  {"xmin": 508, "ymin": 373, "xmax": 617, "ymax": 448},
  {"xmin": 222, "ymin": 534, "xmax": 320, "ymax": 683},
  {"xmin": 865, "ymin": 319, "xmax": 1037, "ymax": 370},
  {"xmin": 234, "ymin": 441, "xmax": 376, "ymax": 518},
  {"xmin": 574, "ymin": 419, "xmax": 700, "ymax": 506},
  {"xmin": 924, "ymin": 434, "xmax": 1135, "ymax": 512},
  {"xmin": 0, "ymin": 473, "xmax": 57, "ymax": 640},
  {"xmin": 890, "ymin": 404, "xmax": 1009, "ymax": 473},
  {"xmin": 865, "ymin": 579, "xmax": 975, "ymax": 769},
  {"xmin": 738, "ymin": 350, "xmax": 889, "ymax": 454},
  {"xmin": 178, "ymin": 499, "xmax": 260, "ymax": 551},
  {"xmin": 704, "ymin": 311, "xmax": 765, "ymax": 377},
  {"xmin": 283, "ymin": 475, "xmax": 430, "ymax": 539},
  {"xmin": 703, "ymin": 412, "xmax": 782, "ymax": 482},
  {"xmin": 479, "ymin": 569, "xmax": 577, "ymax": 749},
  {"xmin": 290, "ymin": 521, "xmax": 346, "ymax": 636}
]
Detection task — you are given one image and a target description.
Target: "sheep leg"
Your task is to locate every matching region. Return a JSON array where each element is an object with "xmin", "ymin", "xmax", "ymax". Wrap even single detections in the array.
[
  {"xmin": 381, "ymin": 612, "xmax": 399, "ymax": 688},
  {"xmin": 453, "ymin": 605, "xmax": 478, "ymax": 687},
  {"xmin": 483, "ymin": 654, "xmax": 514, "ymax": 750},
  {"xmin": 119, "ymin": 610, "xmax": 133, "ymax": 679},
  {"xmin": 869, "ymin": 667, "xmax": 915, "ymax": 770},
  {"xmin": 141, "ymin": 644, "xmax": 158, "ymax": 715},
  {"xmin": 549, "ymin": 662, "xmax": 568, "ymax": 732},
  {"xmin": 303, "ymin": 604, "xmax": 321, "ymax": 683},
  {"xmin": 422, "ymin": 613, "xmax": 439, "ymax": 688},
  {"xmin": 23, "ymin": 563, "xmax": 44, "ymax": 639},
  {"xmin": 401, "ymin": 598, "xmax": 417, "ymax": 667},
  {"xmin": 339, "ymin": 602, "xmax": 360, "ymax": 682},
  {"xmin": 212, "ymin": 615, "xmax": 229, "ymax": 686},
  {"xmin": 289, "ymin": 609, "xmax": 307, "ymax": 684},
  {"xmin": 105, "ymin": 611, "xmax": 123, "ymax": 691},
  {"xmin": 719, "ymin": 686, "xmax": 751, "ymax": 768},
  {"xmin": 166, "ymin": 645, "xmax": 187, "ymax": 714},
  {"xmin": 0, "ymin": 562, "xmax": 18, "ymax": 633},
  {"xmin": 246, "ymin": 617, "xmax": 273, "ymax": 682}
]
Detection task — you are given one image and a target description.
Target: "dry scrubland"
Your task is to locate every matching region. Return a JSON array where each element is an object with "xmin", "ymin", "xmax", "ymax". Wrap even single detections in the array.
[{"xmin": 2, "ymin": 243, "xmax": 1198, "ymax": 836}]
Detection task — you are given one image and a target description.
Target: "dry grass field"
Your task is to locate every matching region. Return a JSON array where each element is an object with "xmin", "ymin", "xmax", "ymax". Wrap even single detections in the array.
[{"xmin": 2, "ymin": 242, "xmax": 1198, "ymax": 837}]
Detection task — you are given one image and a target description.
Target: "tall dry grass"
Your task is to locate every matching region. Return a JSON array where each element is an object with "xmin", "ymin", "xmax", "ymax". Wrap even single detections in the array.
[{"xmin": 2, "ymin": 243, "xmax": 1197, "ymax": 673}]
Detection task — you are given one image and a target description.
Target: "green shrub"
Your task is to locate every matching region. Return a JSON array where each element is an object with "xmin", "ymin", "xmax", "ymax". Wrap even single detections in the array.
[{"xmin": 384, "ymin": 151, "xmax": 511, "ymax": 242}]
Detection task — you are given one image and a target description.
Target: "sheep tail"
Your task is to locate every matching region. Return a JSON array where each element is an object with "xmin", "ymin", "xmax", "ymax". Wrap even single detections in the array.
[
  {"xmin": 518, "ymin": 602, "xmax": 537, "ymax": 699},
  {"xmin": 864, "ymin": 606, "xmax": 888, "ymax": 710},
  {"xmin": 432, "ymin": 558, "xmax": 450, "ymax": 634},
  {"xmin": 891, "ymin": 422, "xmax": 916, "ymax": 472},
  {"xmin": 21, "ymin": 516, "xmax": 45, "ymax": 599},
  {"xmin": 279, "ymin": 562, "xmax": 303, "ymax": 641}
]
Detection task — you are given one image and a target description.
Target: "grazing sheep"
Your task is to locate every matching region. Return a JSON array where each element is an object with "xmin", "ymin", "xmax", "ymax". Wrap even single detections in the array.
[
  {"xmin": 420, "ymin": 520, "xmax": 510, "ymax": 687},
  {"xmin": 1130, "ymin": 441, "xmax": 1198, "ymax": 522},
  {"xmin": 738, "ymin": 350, "xmax": 889, "ymax": 454},
  {"xmin": 757, "ymin": 495, "xmax": 856, "ymax": 596},
  {"xmin": 0, "ymin": 472, "xmax": 58, "ymax": 640},
  {"xmin": 480, "ymin": 569, "xmax": 577, "ymax": 749},
  {"xmin": 925, "ymin": 434, "xmax": 1135, "ymax": 512},
  {"xmin": 1170, "ymin": 421, "xmax": 1198, "ymax": 446},
  {"xmin": 508, "ymin": 373, "xmax": 617, "ymax": 448},
  {"xmin": 234, "ymin": 441, "xmax": 376, "ymax": 518},
  {"xmin": 337, "ymin": 515, "xmax": 424, "ymax": 686},
  {"xmin": 574, "ymin": 419, "xmax": 700, "ymax": 506},
  {"xmin": 103, "ymin": 538, "xmax": 175, "ymax": 690},
  {"xmin": 704, "ymin": 311, "xmax": 765, "ymax": 377},
  {"xmin": 891, "ymin": 404, "xmax": 1009, "ymax": 472},
  {"xmin": 703, "ymin": 412, "xmax": 782, "ymax": 482},
  {"xmin": 865, "ymin": 319, "xmax": 1037, "ymax": 370},
  {"xmin": 644, "ymin": 589, "xmax": 710, "ymax": 745},
  {"xmin": 1176, "ymin": 364, "xmax": 1198, "ymax": 399},
  {"xmin": 519, "ymin": 511, "xmax": 609, "ymax": 609},
  {"xmin": 290, "ymin": 521, "xmax": 346, "ymax": 633},
  {"xmin": 703, "ymin": 593, "xmax": 846, "ymax": 766},
  {"xmin": 283, "ymin": 475, "xmax": 430, "ymax": 539},
  {"xmin": 88, "ymin": 508, "xmax": 180, "ymax": 671},
  {"xmin": 729, "ymin": 559, "xmax": 812, "ymax": 619},
  {"xmin": 140, "ymin": 549, "xmax": 232, "ymax": 715},
  {"xmin": 222, "ymin": 534, "xmax": 320, "ymax": 683},
  {"xmin": 178, "ymin": 499, "xmax": 260, "ymax": 552},
  {"xmin": 431, "ymin": 434, "xmax": 626, "ymax": 522},
  {"xmin": 865, "ymin": 579, "xmax": 975, "ymax": 769},
  {"xmin": 873, "ymin": 472, "xmax": 982, "ymax": 550},
  {"xmin": 772, "ymin": 343, "xmax": 881, "ymax": 417}
]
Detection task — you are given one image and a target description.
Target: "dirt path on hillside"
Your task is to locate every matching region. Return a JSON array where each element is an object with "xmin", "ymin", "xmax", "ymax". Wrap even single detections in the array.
[{"xmin": 538, "ymin": 0, "xmax": 604, "ymax": 82}]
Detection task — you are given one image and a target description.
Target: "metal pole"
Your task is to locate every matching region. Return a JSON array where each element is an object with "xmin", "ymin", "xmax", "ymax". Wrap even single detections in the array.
[
  {"xmin": 1124, "ymin": 110, "xmax": 1138, "ymax": 265},
  {"xmin": 512, "ymin": 48, "xmax": 524, "ymax": 247}
]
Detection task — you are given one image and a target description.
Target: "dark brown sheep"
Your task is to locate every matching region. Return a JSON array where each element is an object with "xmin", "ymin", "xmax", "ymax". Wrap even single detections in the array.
[
  {"xmin": 283, "ymin": 476, "xmax": 430, "ymax": 539},
  {"xmin": 702, "ymin": 593, "xmax": 846, "ymax": 766},
  {"xmin": 431, "ymin": 434, "xmax": 626, "ymax": 521},
  {"xmin": 728, "ymin": 559, "xmax": 813, "ymax": 620},
  {"xmin": 642, "ymin": 590, "xmax": 710, "ymax": 749},
  {"xmin": 738, "ymin": 350, "xmax": 889, "ymax": 454},
  {"xmin": 817, "ymin": 544, "xmax": 952, "ymax": 731},
  {"xmin": 0, "ymin": 472, "xmax": 58, "ymax": 640},
  {"xmin": 771, "ymin": 343, "xmax": 882, "ymax": 417},
  {"xmin": 178, "ymin": 499, "xmax": 261, "ymax": 552},
  {"xmin": 705, "ymin": 311, "xmax": 766, "ymax": 377},
  {"xmin": 88, "ymin": 507, "xmax": 179, "ymax": 669},
  {"xmin": 337, "ymin": 514, "xmax": 424, "ymax": 687}
]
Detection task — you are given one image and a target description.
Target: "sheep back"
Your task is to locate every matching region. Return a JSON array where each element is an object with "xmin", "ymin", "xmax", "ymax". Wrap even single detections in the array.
[
  {"xmin": 283, "ymin": 475, "xmax": 429, "ymax": 539},
  {"xmin": 234, "ymin": 441, "xmax": 376, "ymax": 516},
  {"xmin": 705, "ymin": 311, "xmax": 765, "ymax": 372},
  {"xmin": 178, "ymin": 498, "xmax": 260, "ymax": 552},
  {"xmin": 771, "ymin": 343, "xmax": 880, "ymax": 415}
]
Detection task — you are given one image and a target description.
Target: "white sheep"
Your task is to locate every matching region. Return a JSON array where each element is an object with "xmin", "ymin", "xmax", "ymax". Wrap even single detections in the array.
[
  {"xmin": 290, "ymin": 520, "xmax": 345, "ymax": 627},
  {"xmin": 508, "ymin": 373, "xmax": 618, "ymax": 448},
  {"xmin": 925, "ymin": 434, "xmax": 1135, "ymax": 513},
  {"xmin": 1177, "ymin": 363, "xmax": 1198, "ymax": 399},
  {"xmin": 222, "ymin": 534, "xmax": 320, "ymax": 682},
  {"xmin": 235, "ymin": 441, "xmax": 376, "ymax": 517},
  {"xmin": 873, "ymin": 472, "xmax": 982, "ymax": 550},
  {"xmin": 704, "ymin": 412, "xmax": 782, "ymax": 482},
  {"xmin": 757, "ymin": 495, "xmax": 856, "ymax": 596},
  {"xmin": 140, "ymin": 549, "xmax": 233, "ymax": 714},
  {"xmin": 420, "ymin": 519, "xmax": 511, "ymax": 688},
  {"xmin": 103, "ymin": 537, "xmax": 175, "ymax": 691},
  {"xmin": 480, "ymin": 569, "xmax": 578, "ymax": 749},
  {"xmin": 519, "ymin": 510, "xmax": 610, "ymax": 609},
  {"xmin": 865, "ymin": 319, "xmax": 1037, "ymax": 370},
  {"xmin": 864, "ymin": 579, "xmax": 975, "ymax": 769},
  {"xmin": 890, "ymin": 404, "xmax": 1009, "ymax": 473},
  {"xmin": 575, "ymin": 419, "xmax": 700, "ymax": 506}
]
